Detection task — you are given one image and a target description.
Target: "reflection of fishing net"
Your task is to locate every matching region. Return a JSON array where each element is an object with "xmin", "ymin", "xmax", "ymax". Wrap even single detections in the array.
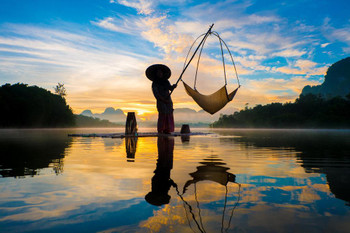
[
  {"xmin": 181, "ymin": 28, "xmax": 241, "ymax": 115},
  {"xmin": 175, "ymin": 156, "xmax": 241, "ymax": 232}
]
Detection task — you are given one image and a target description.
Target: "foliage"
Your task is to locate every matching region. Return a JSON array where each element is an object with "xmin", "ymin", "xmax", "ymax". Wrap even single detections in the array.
[
  {"xmin": 54, "ymin": 82, "xmax": 67, "ymax": 98},
  {"xmin": 0, "ymin": 83, "xmax": 75, "ymax": 127},
  {"xmin": 75, "ymin": 114, "xmax": 122, "ymax": 127},
  {"xmin": 211, "ymin": 93, "xmax": 350, "ymax": 128}
]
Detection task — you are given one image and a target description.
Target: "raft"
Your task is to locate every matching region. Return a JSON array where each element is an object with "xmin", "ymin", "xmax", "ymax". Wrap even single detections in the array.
[{"xmin": 68, "ymin": 132, "xmax": 210, "ymax": 138}]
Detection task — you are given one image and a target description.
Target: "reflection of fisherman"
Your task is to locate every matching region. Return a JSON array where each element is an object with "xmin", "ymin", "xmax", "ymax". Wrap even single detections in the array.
[
  {"xmin": 146, "ymin": 64, "xmax": 177, "ymax": 134},
  {"xmin": 145, "ymin": 136, "xmax": 176, "ymax": 206}
]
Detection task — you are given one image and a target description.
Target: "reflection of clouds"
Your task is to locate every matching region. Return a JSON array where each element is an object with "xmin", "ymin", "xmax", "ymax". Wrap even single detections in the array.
[
  {"xmin": 102, "ymin": 137, "xmax": 123, "ymax": 152},
  {"xmin": 140, "ymin": 205, "xmax": 187, "ymax": 232},
  {"xmin": 140, "ymin": 199, "xmax": 234, "ymax": 233},
  {"xmin": 182, "ymin": 181, "xmax": 239, "ymax": 204},
  {"xmin": 140, "ymin": 135, "xmax": 348, "ymax": 232},
  {"xmin": 0, "ymin": 136, "xmax": 159, "ymax": 225},
  {"xmin": 1, "ymin": 132, "xmax": 349, "ymax": 232}
]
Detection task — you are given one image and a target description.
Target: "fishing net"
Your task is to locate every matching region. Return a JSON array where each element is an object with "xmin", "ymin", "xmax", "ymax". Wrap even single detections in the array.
[{"xmin": 180, "ymin": 27, "xmax": 241, "ymax": 114}]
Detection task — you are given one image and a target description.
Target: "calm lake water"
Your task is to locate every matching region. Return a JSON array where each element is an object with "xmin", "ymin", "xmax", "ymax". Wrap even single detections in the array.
[{"xmin": 0, "ymin": 128, "xmax": 350, "ymax": 233}]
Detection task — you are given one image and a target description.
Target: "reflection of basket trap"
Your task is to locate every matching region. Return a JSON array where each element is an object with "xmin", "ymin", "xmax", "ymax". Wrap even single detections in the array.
[{"xmin": 176, "ymin": 155, "xmax": 241, "ymax": 233}]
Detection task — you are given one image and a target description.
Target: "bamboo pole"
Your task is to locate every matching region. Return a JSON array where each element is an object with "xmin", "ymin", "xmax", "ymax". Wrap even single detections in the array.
[{"xmin": 169, "ymin": 23, "xmax": 214, "ymax": 96}]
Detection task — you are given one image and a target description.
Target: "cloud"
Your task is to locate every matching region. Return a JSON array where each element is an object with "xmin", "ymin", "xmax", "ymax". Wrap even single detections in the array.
[
  {"xmin": 322, "ymin": 18, "xmax": 350, "ymax": 52},
  {"xmin": 90, "ymin": 1, "xmax": 329, "ymax": 113},
  {"xmin": 272, "ymin": 60, "xmax": 328, "ymax": 76},
  {"xmin": 103, "ymin": 0, "xmax": 301, "ymax": 73},
  {"xmin": 111, "ymin": 0, "xmax": 154, "ymax": 15},
  {"xmin": 92, "ymin": 16, "xmax": 142, "ymax": 35},
  {"xmin": 93, "ymin": 14, "xmax": 193, "ymax": 58},
  {"xmin": 272, "ymin": 49, "xmax": 307, "ymax": 57},
  {"xmin": 244, "ymin": 76, "xmax": 322, "ymax": 103},
  {"xmin": 294, "ymin": 59, "xmax": 317, "ymax": 70},
  {"xmin": 181, "ymin": 1, "xmax": 279, "ymax": 29},
  {"xmin": 0, "ymin": 24, "xmax": 154, "ymax": 113},
  {"xmin": 321, "ymin": 43, "xmax": 330, "ymax": 48},
  {"xmin": 1, "ymin": 0, "xmax": 340, "ymax": 117},
  {"xmin": 140, "ymin": 17, "xmax": 194, "ymax": 55}
]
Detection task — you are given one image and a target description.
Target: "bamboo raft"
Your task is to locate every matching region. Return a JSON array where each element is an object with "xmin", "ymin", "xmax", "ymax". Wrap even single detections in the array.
[
  {"xmin": 68, "ymin": 131, "xmax": 210, "ymax": 138},
  {"xmin": 69, "ymin": 112, "xmax": 210, "ymax": 138}
]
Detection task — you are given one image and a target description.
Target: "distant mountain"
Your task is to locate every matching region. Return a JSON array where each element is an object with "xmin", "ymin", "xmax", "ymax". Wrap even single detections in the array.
[
  {"xmin": 301, "ymin": 57, "xmax": 350, "ymax": 98},
  {"xmin": 75, "ymin": 115, "xmax": 122, "ymax": 127},
  {"xmin": 81, "ymin": 109, "xmax": 93, "ymax": 116},
  {"xmin": 80, "ymin": 107, "xmax": 126, "ymax": 123},
  {"xmin": 174, "ymin": 108, "xmax": 218, "ymax": 123},
  {"xmin": 103, "ymin": 107, "xmax": 124, "ymax": 115},
  {"xmin": 175, "ymin": 108, "xmax": 197, "ymax": 113},
  {"xmin": 81, "ymin": 107, "xmax": 226, "ymax": 126}
]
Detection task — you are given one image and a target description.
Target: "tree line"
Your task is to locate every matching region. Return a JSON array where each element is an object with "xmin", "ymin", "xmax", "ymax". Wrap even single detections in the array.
[
  {"xmin": 0, "ymin": 83, "xmax": 125, "ymax": 128},
  {"xmin": 0, "ymin": 83, "xmax": 75, "ymax": 127},
  {"xmin": 211, "ymin": 93, "xmax": 350, "ymax": 128}
]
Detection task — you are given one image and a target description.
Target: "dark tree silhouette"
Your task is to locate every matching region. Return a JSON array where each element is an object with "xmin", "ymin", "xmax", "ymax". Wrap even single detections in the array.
[
  {"xmin": 211, "ymin": 93, "xmax": 350, "ymax": 128},
  {"xmin": 212, "ymin": 58, "xmax": 350, "ymax": 129},
  {"xmin": 54, "ymin": 82, "xmax": 67, "ymax": 98},
  {"xmin": 301, "ymin": 57, "xmax": 350, "ymax": 98},
  {"xmin": 0, "ymin": 83, "xmax": 75, "ymax": 127}
]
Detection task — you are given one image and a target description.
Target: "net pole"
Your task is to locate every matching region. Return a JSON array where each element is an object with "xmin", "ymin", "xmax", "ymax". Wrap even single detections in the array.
[{"xmin": 169, "ymin": 23, "xmax": 214, "ymax": 96}]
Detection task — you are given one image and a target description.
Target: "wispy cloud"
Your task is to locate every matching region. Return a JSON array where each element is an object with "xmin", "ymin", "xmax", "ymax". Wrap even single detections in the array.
[
  {"xmin": 110, "ymin": 0, "xmax": 154, "ymax": 15},
  {"xmin": 0, "ymin": 24, "xmax": 154, "ymax": 113},
  {"xmin": 90, "ymin": 0, "xmax": 334, "ymax": 113},
  {"xmin": 92, "ymin": 16, "xmax": 142, "ymax": 35},
  {"xmin": 241, "ymin": 76, "xmax": 323, "ymax": 105},
  {"xmin": 272, "ymin": 59, "xmax": 328, "ymax": 76},
  {"xmin": 0, "ymin": 0, "xmax": 344, "ymax": 118},
  {"xmin": 322, "ymin": 17, "xmax": 350, "ymax": 52},
  {"xmin": 272, "ymin": 49, "xmax": 307, "ymax": 57}
]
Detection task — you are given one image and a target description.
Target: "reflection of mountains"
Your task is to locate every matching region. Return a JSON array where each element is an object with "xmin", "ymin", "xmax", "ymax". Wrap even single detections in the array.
[
  {"xmin": 222, "ymin": 130, "xmax": 350, "ymax": 205},
  {"xmin": 0, "ymin": 131, "xmax": 72, "ymax": 177}
]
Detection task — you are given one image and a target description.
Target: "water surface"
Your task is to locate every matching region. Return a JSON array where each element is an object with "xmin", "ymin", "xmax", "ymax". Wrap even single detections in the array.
[{"xmin": 0, "ymin": 128, "xmax": 350, "ymax": 232}]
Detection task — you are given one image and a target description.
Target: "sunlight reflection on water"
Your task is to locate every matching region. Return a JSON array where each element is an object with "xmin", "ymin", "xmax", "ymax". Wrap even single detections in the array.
[{"xmin": 0, "ymin": 128, "xmax": 350, "ymax": 232}]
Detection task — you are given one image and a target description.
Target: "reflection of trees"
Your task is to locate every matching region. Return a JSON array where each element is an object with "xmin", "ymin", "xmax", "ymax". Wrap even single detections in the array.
[
  {"xmin": 178, "ymin": 155, "xmax": 241, "ymax": 233},
  {"xmin": 51, "ymin": 158, "xmax": 65, "ymax": 174},
  {"xmin": 222, "ymin": 130, "xmax": 350, "ymax": 205},
  {"xmin": 0, "ymin": 132, "xmax": 72, "ymax": 178}
]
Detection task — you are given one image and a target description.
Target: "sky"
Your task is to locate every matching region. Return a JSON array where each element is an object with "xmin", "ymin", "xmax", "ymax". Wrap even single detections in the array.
[{"xmin": 0, "ymin": 0, "xmax": 349, "ymax": 119}]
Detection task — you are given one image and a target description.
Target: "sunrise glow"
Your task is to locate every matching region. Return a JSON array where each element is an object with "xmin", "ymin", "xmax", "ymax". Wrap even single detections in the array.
[{"xmin": 0, "ymin": 0, "xmax": 349, "ymax": 120}]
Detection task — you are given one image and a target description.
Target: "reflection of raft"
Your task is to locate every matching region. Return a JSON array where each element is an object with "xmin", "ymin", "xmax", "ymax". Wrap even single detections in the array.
[{"xmin": 68, "ymin": 132, "xmax": 210, "ymax": 138}]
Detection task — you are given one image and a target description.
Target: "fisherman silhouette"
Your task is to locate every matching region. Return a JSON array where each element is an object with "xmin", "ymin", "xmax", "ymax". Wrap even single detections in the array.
[
  {"xmin": 146, "ymin": 64, "xmax": 177, "ymax": 134},
  {"xmin": 145, "ymin": 136, "xmax": 176, "ymax": 206}
]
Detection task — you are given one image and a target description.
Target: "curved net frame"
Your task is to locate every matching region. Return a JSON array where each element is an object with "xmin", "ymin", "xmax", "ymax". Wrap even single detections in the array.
[{"xmin": 181, "ymin": 30, "xmax": 241, "ymax": 114}]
